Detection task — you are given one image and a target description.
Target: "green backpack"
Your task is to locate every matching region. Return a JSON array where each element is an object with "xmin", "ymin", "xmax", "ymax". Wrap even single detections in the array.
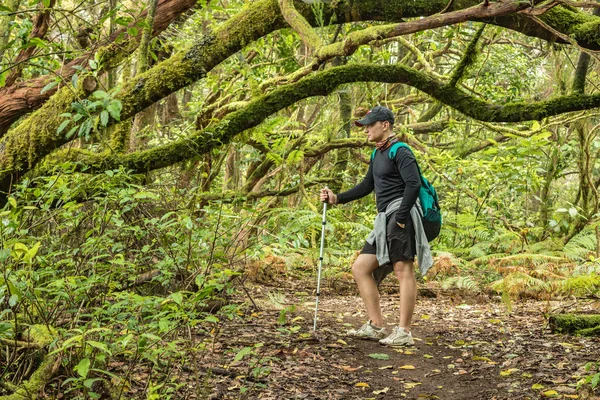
[{"xmin": 371, "ymin": 142, "xmax": 442, "ymax": 241}]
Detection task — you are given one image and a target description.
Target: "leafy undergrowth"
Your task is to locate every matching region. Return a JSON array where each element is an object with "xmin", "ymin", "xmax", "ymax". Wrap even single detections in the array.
[{"xmin": 87, "ymin": 277, "xmax": 599, "ymax": 400}]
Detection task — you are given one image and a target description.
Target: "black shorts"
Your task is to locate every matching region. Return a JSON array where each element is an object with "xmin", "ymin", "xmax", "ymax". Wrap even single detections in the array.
[{"xmin": 360, "ymin": 211, "xmax": 416, "ymax": 263}]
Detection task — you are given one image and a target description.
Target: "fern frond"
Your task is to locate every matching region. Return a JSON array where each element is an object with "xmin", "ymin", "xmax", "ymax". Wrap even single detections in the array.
[
  {"xmin": 440, "ymin": 275, "xmax": 479, "ymax": 292},
  {"xmin": 559, "ymin": 274, "xmax": 600, "ymax": 297}
]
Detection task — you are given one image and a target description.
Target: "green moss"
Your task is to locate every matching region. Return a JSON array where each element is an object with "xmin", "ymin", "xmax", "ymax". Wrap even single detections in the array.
[
  {"xmin": 0, "ymin": 325, "xmax": 57, "ymax": 400},
  {"xmin": 549, "ymin": 313, "xmax": 600, "ymax": 334},
  {"xmin": 572, "ymin": 20, "xmax": 600, "ymax": 48},
  {"xmin": 575, "ymin": 325, "xmax": 600, "ymax": 337},
  {"xmin": 25, "ymin": 324, "xmax": 57, "ymax": 346},
  {"xmin": 541, "ymin": 5, "xmax": 600, "ymax": 49}
]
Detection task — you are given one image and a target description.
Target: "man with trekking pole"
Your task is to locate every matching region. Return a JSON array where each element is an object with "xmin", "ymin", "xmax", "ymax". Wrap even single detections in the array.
[{"xmin": 319, "ymin": 105, "xmax": 435, "ymax": 347}]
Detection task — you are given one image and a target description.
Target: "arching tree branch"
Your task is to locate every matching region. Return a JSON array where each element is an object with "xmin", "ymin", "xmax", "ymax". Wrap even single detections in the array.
[
  {"xmin": 15, "ymin": 63, "xmax": 600, "ymax": 195},
  {"xmin": 3, "ymin": 0, "xmax": 600, "ymax": 135},
  {"xmin": 278, "ymin": 0, "xmax": 323, "ymax": 52}
]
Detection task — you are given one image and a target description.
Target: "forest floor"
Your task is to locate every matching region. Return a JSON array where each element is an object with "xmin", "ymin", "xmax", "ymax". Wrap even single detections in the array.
[{"xmin": 190, "ymin": 278, "xmax": 600, "ymax": 400}]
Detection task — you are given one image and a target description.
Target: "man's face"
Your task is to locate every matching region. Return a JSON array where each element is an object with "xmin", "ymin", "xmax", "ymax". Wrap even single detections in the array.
[{"xmin": 364, "ymin": 120, "xmax": 390, "ymax": 142}]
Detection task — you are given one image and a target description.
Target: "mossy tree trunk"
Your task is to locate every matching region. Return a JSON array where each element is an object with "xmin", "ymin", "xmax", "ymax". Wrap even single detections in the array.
[{"xmin": 130, "ymin": 0, "xmax": 160, "ymax": 153}]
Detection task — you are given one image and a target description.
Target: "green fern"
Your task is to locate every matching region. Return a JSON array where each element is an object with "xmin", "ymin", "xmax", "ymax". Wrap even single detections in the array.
[
  {"xmin": 563, "ymin": 229, "xmax": 598, "ymax": 261},
  {"xmin": 559, "ymin": 274, "xmax": 600, "ymax": 297},
  {"xmin": 440, "ymin": 276, "xmax": 479, "ymax": 292}
]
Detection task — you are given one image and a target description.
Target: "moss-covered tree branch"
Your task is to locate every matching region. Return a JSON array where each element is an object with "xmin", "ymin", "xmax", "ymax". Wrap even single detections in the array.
[
  {"xmin": 419, "ymin": 23, "xmax": 485, "ymax": 122},
  {"xmin": 6, "ymin": 62, "xmax": 600, "ymax": 193},
  {"xmin": 278, "ymin": 0, "xmax": 323, "ymax": 52},
  {"xmin": 3, "ymin": 0, "xmax": 600, "ymax": 146},
  {"xmin": 3, "ymin": 1, "xmax": 600, "ymax": 197}
]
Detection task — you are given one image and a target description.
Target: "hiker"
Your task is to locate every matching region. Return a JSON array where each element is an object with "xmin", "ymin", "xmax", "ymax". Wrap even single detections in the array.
[{"xmin": 319, "ymin": 105, "xmax": 433, "ymax": 347}]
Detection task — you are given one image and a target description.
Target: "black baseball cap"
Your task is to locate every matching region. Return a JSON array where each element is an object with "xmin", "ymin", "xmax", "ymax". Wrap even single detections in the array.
[{"xmin": 355, "ymin": 106, "xmax": 395, "ymax": 127}]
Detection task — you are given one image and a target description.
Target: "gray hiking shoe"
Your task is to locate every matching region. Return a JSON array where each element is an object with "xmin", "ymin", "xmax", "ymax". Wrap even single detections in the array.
[
  {"xmin": 379, "ymin": 326, "xmax": 414, "ymax": 347},
  {"xmin": 347, "ymin": 321, "xmax": 387, "ymax": 340}
]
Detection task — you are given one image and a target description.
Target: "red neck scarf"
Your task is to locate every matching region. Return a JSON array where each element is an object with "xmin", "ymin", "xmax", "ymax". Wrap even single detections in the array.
[{"xmin": 375, "ymin": 135, "xmax": 397, "ymax": 151}]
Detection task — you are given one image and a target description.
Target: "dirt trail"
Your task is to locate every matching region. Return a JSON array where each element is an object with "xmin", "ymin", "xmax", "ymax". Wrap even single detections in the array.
[{"xmin": 202, "ymin": 290, "xmax": 600, "ymax": 400}]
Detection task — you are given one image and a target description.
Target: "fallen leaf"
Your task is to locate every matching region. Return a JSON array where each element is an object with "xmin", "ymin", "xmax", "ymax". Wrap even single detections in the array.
[
  {"xmin": 373, "ymin": 387, "xmax": 389, "ymax": 395},
  {"xmin": 404, "ymin": 382, "xmax": 422, "ymax": 389},
  {"xmin": 542, "ymin": 390, "xmax": 559, "ymax": 397},
  {"xmin": 378, "ymin": 365, "xmax": 393, "ymax": 370},
  {"xmin": 500, "ymin": 368, "xmax": 519, "ymax": 377},
  {"xmin": 337, "ymin": 365, "xmax": 360, "ymax": 372},
  {"xmin": 424, "ymin": 354, "xmax": 433, "ymax": 359},
  {"xmin": 404, "ymin": 350, "xmax": 414, "ymax": 355},
  {"xmin": 563, "ymin": 395, "xmax": 579, "ymax": 399},
  {"xmin": 399, "ymin": 365, "xmax": 415, "ymax": 370},
  {"xmin": 369, "ymin": 353, "xmax": 390, "ymax": 360},
  {"xmin": 421, "ymin": 314, "xmax": 431, "ymax": 320},
  {"xmin": 532, "ymin": 383, "xmax": 544, "ymax": 390},
  {"xmin": 355, "ymin": 382, "xmax": 370, "ymax": 388},
  {"xmin": 472, "ymin": 356, "xmax": 492, "ymax": 362},
  {"xmin": 337, "ymin": 339, "xmax": 348, "ymax": 346}
]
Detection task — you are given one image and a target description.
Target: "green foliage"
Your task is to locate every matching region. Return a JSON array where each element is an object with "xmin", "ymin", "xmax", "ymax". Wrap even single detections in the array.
[
  {"xmin": 440, "ymin": 276, "xmax": 479, "ymax": 292},
  {"xmin": 0, "ymin": 168, "xmax": 256, "ymax": 398},
  {"xmin": 58, "ymin": 87, "xmax": 122, "ymax": 141},
  {"xmin": 579, "ymin": 361, "xmax": 600, "ymax": 390}
]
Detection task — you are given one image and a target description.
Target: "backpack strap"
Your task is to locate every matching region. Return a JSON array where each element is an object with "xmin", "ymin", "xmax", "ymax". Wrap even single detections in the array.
[
  {"xmin": 389, "ymin": 142, "xmax": 409, "ymax": 160},
  {"xmin": 389, "ymin": 142, "xmax": 423, "ymax": 175},
  {"xmin": 370, "ymin": 148, "xmax": 377, "ymax": 162}
]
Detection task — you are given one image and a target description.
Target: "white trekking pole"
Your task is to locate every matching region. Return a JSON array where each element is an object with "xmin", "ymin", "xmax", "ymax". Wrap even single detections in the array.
[{"xmin": 313, "ymin": 188, "xmax": 328, "ymax": 332}]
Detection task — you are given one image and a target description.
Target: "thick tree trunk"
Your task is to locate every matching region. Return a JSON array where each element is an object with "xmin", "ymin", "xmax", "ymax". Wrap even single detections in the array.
[{"xmin": 130, "ymin": 0, "xmax": 160, "ymax": 152}]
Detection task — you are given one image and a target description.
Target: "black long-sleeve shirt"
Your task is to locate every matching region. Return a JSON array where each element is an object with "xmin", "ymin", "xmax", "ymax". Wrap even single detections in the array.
[{"xmin": 336, "ymin": 145, "xmax": 421, "ymax": 224}]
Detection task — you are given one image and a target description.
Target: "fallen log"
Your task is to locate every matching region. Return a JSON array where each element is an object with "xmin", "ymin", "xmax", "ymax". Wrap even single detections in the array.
[
  {"xmin": 0, "ymin": 325, "xmax": 58, "ymax": 400},
  {"xmin": 548, "ymin": 313, "xmax": 600, "ymax": 336}
]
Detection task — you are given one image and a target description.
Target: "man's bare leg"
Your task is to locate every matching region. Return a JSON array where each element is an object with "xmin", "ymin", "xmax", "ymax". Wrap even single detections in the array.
[
  {"xmin": 393, "ymin": 260, "xmax": 416, "ymax": 331},
  {"xmin": 351, "ymin": 254, "xmax": 384, "ymax": 327}
]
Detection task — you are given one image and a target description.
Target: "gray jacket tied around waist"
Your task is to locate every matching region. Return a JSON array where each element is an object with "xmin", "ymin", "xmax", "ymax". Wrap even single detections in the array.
[{"xmin": 366, "ymin": 197, "xmax": 433, "ymax": 282}]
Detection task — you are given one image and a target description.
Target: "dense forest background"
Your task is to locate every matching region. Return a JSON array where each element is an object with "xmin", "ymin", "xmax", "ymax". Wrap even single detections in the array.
[{"xmin": 1, "ymin": 0, "xmax": 600, "ymax": 398}]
